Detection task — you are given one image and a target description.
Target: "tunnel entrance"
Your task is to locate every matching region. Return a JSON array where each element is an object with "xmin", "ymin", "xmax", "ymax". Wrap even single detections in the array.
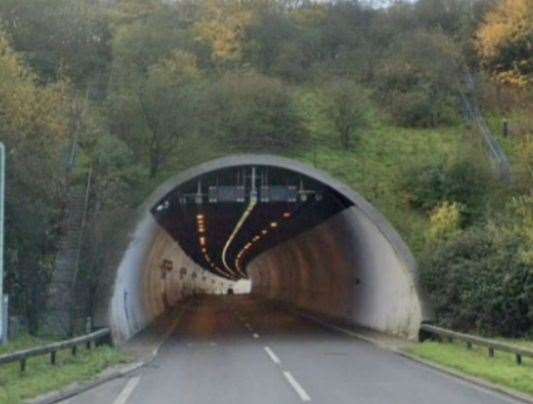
[
  {"xmin": 151, "ymin": 165, "xmax": 353, "ymax": 281},
  {"xmin": 105, "ymin": 155, "xmax": 430, "ymax": 343}
]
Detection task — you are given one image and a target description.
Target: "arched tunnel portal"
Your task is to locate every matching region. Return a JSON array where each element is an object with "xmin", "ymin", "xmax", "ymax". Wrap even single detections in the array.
[{"xmin": 101, "ymin": 155, "xmax": 431, "ymax": 343}]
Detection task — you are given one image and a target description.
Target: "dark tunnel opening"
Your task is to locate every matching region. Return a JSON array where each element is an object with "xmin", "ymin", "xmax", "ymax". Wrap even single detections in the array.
[{"xmin": 150, "ymin": 166, "xmax": 354, "ymax": 281}]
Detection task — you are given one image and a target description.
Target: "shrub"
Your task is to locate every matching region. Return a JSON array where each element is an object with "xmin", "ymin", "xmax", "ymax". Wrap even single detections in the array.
[
  {"xmin": 399, "ymin": 159, "xmax": 491, "ymax": 222},
  {"xmin": 375, "ymin": 30, "xmax": 463, "ymax": 127},
  {"xmin": 206, "ymin": 71, "xmax": 308, "ymax": 152},
  {"xmin": 319, "ymin": 78, "xmax": 372, "ymax": 148},
  {"xmin": 421, "ymin": 223, "xmax": 532, "ymax": 337},
  {"xmin": 427, "ymin": 201, "xmax": 463, "ymax": 243}
]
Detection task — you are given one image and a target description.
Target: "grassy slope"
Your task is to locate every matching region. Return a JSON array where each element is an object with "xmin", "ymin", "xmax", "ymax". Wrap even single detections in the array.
[
  {"xmin": 294, "ymin": 122, "xmax": 473, "ymax": 256},
  {"xmin": 0, "ymin": 336, "xmax": 129, "ymax": 404},
  {"xmin": 407, "ymin": 341, "xmax": 533, "ymax": 396},
  {"xmin": 485, "ymin": 111, "xmax": 531, "ymax": 179}
]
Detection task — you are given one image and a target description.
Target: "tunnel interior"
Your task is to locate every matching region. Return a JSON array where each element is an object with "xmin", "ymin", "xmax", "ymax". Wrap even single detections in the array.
[
  {"xmin": 107, "ymin": 156, "xmax": 428, "ymax": 343},
  {"xmin": 151, "ymin": 166, "xmax": 354, "ymax": 282}
]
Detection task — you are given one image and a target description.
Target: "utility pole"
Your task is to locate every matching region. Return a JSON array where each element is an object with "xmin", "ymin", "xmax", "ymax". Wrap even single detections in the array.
[{"xmin": 0, "ymin": 142, "xmax": 7, "ymax": 345}]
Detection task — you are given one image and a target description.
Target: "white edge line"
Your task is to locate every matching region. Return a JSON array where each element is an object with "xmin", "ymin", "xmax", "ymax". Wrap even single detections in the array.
[
  {"xmin": 283, "ymin": 371, "xmax": 311, "ymax": 402},
  {"xmin": 113, "ymin": 376, "xmax": 141, "ymax": 404},
  {"xmin": 264, "ymin": 346, "xmax": 281, "ymax": 364}
]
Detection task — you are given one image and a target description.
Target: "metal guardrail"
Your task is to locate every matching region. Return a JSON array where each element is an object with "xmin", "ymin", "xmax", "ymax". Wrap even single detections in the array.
[
  {"xmin": 0, "ymin": 328, "xmax": 111, "ymax": 372},
  {"xmin": 421, "ymin": 324, "xmax": 533, "ymax": 365}
]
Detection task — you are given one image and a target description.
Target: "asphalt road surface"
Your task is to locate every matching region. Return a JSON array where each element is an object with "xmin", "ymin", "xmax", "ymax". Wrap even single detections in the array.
[{"xmin": 63, "ymin": 295, "xmax": 520, "ymax": 404}]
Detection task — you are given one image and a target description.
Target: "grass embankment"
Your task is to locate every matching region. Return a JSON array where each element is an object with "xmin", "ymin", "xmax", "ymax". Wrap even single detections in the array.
[
  {"xmin": 407, "ymin": 340, "xmax": 533, "ymax": 397},
  {"xmin": 0, "ymin": 335, "xmax": 129, "ymax": 404},
  {"xmin": 485, "ymin": 112, "xmax": 532, "ymax": 177}
]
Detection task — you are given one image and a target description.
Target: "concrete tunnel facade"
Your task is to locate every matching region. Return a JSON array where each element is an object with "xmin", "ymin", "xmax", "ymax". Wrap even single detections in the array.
[{"xmin": 101, "ymin": 155, "xmax": 431, "ymax": 343}]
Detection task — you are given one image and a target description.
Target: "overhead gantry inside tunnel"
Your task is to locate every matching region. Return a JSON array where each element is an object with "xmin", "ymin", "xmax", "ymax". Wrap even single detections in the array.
[{"xmin": 101, "ymin": 155, "xmax": 431, "ymax": 343}]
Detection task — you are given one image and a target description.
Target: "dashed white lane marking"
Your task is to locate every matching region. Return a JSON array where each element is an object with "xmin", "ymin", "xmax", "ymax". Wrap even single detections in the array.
[
  {"xmin": 253, "ymin": 333, "xmax": 260, "ymax": 339},
  {"xmin": 264, "ymin": 346, "xmax": 281, "ymax": 364},
  {"xmin": 283, "ymin": 371, "xmax": 311, "ymax": 402},
  {"xmin": 113, "ymin": 376, "xmax": 141, "ymax": 404}
]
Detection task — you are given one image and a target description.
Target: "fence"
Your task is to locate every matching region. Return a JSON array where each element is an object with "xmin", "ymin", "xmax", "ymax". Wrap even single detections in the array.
[
  {"xmin": 0, "ymin": 328, "xmax": 111, "ymax": 372},
  {"xmin": 421, "ymin": 324, "xmax": 533, "ymax": 365},
  {"xmin": 462, "ymin": 72, "xmax": 512, "ymax": 183}
]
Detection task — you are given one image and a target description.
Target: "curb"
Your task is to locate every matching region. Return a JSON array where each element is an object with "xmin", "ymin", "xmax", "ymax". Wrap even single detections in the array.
[
  {"xmin": 29, "ymin": 306, "xmax": 185, "ymax": 404},
  {"xmin": 29, "ymin": 361, "xmax": 145, "ymax": 404},
  {"xmin": 294, "ymin": 310, "xmax": 533, "ymax": 404}
]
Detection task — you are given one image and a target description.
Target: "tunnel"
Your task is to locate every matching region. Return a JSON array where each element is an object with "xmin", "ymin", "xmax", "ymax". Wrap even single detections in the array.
[{"xmin": 101, "ymin": 155, "xmax": 431, "ymax": 343}]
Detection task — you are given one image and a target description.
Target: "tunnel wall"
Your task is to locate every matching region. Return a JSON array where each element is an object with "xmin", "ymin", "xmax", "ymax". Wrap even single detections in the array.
[
  {"xmin": 109, "ymin": 215, "xmax": 233, "ymax": 342},
  {"xmin": 249, "ymin": 208, "xmax": 423, "ymax": 339}
]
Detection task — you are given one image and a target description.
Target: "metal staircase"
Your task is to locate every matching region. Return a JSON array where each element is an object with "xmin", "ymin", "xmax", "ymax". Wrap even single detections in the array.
[{"xmin": 42, "ymin": 142, "xmax": 92, "ymax": 337}]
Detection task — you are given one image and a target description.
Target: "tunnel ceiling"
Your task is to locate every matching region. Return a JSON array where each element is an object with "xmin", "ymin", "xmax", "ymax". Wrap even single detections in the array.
[{"xmin": 151, "ymin": 165, "xmax": 353, "ymax": 280}]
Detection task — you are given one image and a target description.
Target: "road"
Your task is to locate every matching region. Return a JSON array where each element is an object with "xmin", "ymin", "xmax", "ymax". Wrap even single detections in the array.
[{"xmin": 63, "ymin": 295, "xmax": 519, "ymax": 404}]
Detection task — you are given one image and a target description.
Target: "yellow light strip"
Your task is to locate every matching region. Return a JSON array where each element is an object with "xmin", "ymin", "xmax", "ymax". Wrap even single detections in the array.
[
  {"xmin": 234, "ymin": 210, "xmax": 293, "ymax": 275},
  {"xmin": 195, "ymin": 213, "xmax": 235, "ymax": 280},
  {"xmin": 221, "ymin": 196, "xmax": 257, "ymax": 278}
]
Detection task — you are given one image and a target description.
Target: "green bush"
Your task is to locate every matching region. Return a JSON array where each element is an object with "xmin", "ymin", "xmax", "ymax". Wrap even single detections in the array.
[
  {"xmin": 421, "ymin": 200, "xmax": 533, "ymax": 337},
  {"xmin": 375, "ymin": 30, "xmax": 462, "ymax": 128},
  {"xmin": 319, "ymin": 78, "xmax": 372, "ymax": 148},
  {"xmin": 399, "ymin": 159, "xmax": 490, "ymax": 221},
  {"xmin": 387, "ymin": 88, "xmax": 459, "ymax": 128},
  {"xmin": 205, "ymin": 71, "xmax": 309, "ymax": 153},
  {"xmin": 427, "ymin": 201, "xmax": 463, "ymax": 243}
]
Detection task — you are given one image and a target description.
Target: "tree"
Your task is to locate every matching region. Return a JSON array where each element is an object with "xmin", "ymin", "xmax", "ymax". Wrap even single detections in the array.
[
  {"xmin": 376, "ymin": 29, "xmax": 463, "ymax": 127},
  {"xmin": 0, "ymin": 32, "xmax": 71, "ymax": 331},
  {"xmin": 205, "ymin": 71, "xmax": 308, "ymax": 152},
  {"xmin": 108, "ymin": 50, "xmax": 202, "ymax": 178},
  {"xmin": 475, "ymin": 0, "xmax": 533, "ymax": 88},
  {"xmin": 193, "ymin": 0, "xmax": 254, "ymax": 64},
  {"xmin": 0, "ymin": 0, "xmax": 113, "ymax": 94},
  {"xmin": 320, "ymin": 79, "xmax": 371, "ymax": 148}
]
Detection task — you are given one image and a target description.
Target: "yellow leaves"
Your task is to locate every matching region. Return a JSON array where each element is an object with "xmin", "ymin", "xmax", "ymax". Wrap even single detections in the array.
[
  {"xmin": 428, "ymin": 201, "xmax": 463, "ymax": 243},
  {"xmin": 147, "ymin": 50, "xmax": 201, "ymax": 92},
  {"xmin": 475, "ymin": 0, "xmax": 533, "ymax": 88},
  {"xmin": 0, "ymin": 31, "xmax": 69, "ymax": 149},
  {"xmin": 193, "ymin": 0, "xmax": 254, "ymax": 62}
]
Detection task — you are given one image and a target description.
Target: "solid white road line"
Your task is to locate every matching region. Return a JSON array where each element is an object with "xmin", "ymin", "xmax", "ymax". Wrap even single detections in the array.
[
  {"xmin": 264, "ymin": 346, "xmax": 281, "ymax": 365},
  {"xmin": 253, "ymin": 333, "xmax": 260, "ymax": 339},
  {"xmin": 283, "ymin": 371, "xmax": 311, "ymax": 402},
  {"xmin": 113, "ymin": 376, "xmax": 141, "ymax": 404}
]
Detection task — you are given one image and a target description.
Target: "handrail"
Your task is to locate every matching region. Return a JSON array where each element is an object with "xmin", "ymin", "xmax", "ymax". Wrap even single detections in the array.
[
  {"xmin": 0, "ymin": 328, "xmax": 111, "ymax": 371},
  {"xmin": 421, "ymin": 324, "xmax": 532, "ymax": 365}
]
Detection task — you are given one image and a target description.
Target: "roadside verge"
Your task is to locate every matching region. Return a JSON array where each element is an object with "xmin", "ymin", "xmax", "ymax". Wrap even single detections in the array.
[
  {"xmin": 27, "ymin": 303, "xmax": 189, "ymax": 404},
  {"xmin": 293, "ymin": 308, "xmax": 533, "ymax": 404}
]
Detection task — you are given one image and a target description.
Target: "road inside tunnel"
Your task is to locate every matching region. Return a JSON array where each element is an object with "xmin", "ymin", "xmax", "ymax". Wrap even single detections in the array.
[
  {"xmin": 106, "ymin": 155, "xmax": 430, "ymax": 343},
  {"xmin": 69, "ymin": 295, "xmax": 519, "ymax": 404}
]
